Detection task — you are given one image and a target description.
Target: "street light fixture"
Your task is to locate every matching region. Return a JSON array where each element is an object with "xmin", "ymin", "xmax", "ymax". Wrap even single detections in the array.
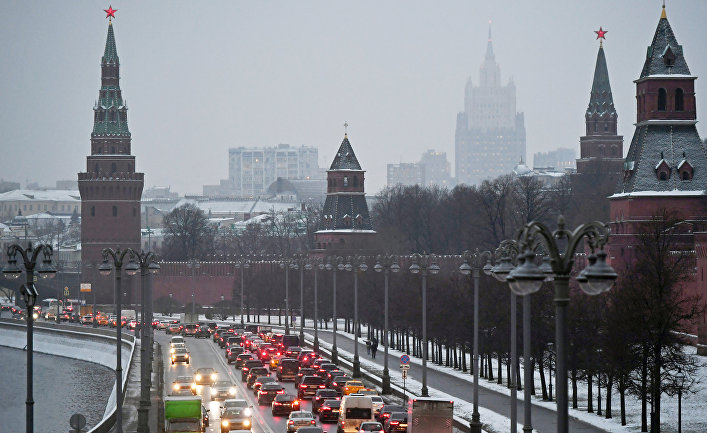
[
  {"xmin": 293, "ymin": 254, "xmax": 307, "ymax": 344},
  {"xmin": 408, "ymin": 253, "xmax": 439, "ymax": 397},
  {"xmin": 511, "ymin": 216, "xmax": 616, "ymax": 433},
  {"xmin": 346, "ymin": 255, "xmax": 368, "ymax": 378},
  {"xmin": 305, "ymin": 258, "xmax": 325, "ymax": 351},
  {"xmin": 4, "ymin": 243, "xmax": 56, "ymax": 433},
  {"xmin": 459, "ymin": 249, "xmax": 492, "ymax": 433},
  {"xmin": 676, "ymin": 370, "xmax": 686, "ymax": 433},
  {"xmin": 374, "ymin": 254, "xmax": 399, "ymax": 394},
  {"xmin": 99, "ymin": 248, "xmax": 133, "ymax": 433},
  {"xmin": 235, "ymin": 258, "xmax": 250, "ymax": 324}
]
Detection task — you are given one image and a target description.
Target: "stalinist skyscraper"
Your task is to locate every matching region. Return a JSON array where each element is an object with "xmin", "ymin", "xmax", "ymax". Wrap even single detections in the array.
[{"xmin": 455, "ymin": 25, "xmax": 526, "ymax": 186}]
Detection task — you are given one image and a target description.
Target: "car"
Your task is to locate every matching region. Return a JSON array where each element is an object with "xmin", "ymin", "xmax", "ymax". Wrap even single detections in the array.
[
  {"xmin": 169, "ymin": 342, "xmax": 186, "ymax": 354},
  {"xmin": 227, "ymin": 346, "xmax": 245, "ymax": 364},
  {"xmin": 330, "ymin": 375, "xmax": 353, "ymax": 395},
  {"xmin": 241, "ymin": 360, "xmax": 265, "ymax": 382},
  {"xmin": 182, "ymin": 323, "xmax": 199, "ymax": 337},
  {"xmin": 246, "ymin": 367, "xmax": 270, "ymax": 388},
  {"xmin": 257, "ymin": 383, "xmax": 285, "ymax": 405},
  {"xmin": 358, "ymin": 422, "xmax": 384, "ymax": 432},
  {"xmin": 97, "ymin": 315, "xmax": 110, "ymax": 326},
  {"xmin": 157, "ymin": 320, "xmax": 171, "ymax": 329},
  {"xmin": 324, "ymin": 370, "xmax": 345, "ymax": 387},
  {"xmin": 295, "ymin": 368, "xmax": 317, "ymax": 386},
  {"xmin": 235, "ymin": 353, "xmax": 254, "ymax": 368},
  {"xmin": 279, "ymin": 335, "xmax": 300, "ymax": 351},
  {"xmin": 258, "ymin": 346, "xmax": 279, "ymax": 362},
  {"xmin": 271, "ymin": 394, "xmax": 300, "ymax": 416},
  {"xmin": 316, "ymin": 363, "xmax": 339, "ymax": 379},
  {"xmin": 194, "ymin": 368, "xmax": 218, "ymax": 386},
  {"xmin": 343, "ymin": 380, "xmax": 365, "ymax": 396},
  {"xmin": 383, "ymin": 412, "xmax": 407, "ymax": 433},
  {"xmin": 195, "ymin": 326, "xmax": 210, "ymax": 338},
  {"xmin": 171, "ymin": 375, "xmax": 197, "ymax": 395},
  {"xmin": 171, "ymin": 348, "xmax": 190, "ymax": 364},
  {"xmin": 166, "ymin": 323, "xmax": 182, "ymax": 334},
  {"xmin": 284, "ymin": 346, "xmax": 303, "ymax": 359},
  {"xmin": 318, "ymin": 399, "xmax": 341, "ymax": 423},
  {"xmin": 210, "ymin": 380, "xmax": 238, "ymax": 400},
  {"xmin": 286, "ymin": 410, "xmax": 317, "ymax": 432},
  {"xmin": 220, "ymin": 399, "xmax": 252, "ymax": 417},
  {"xmin": 80, "ymin": 314, "xmax": 93, "ymax": 325},
  {"xmin": 377, "ymin": 405, "xmax": 405, "ymax": 424},
  {"xmin": 278, "ymin": 358, "xmax": 300, "ymax": 381},
  {"xmin": 298, "ymin": 375, "xmax": 326, "ymax": 399},
  {"xmin": 226, "ymin": 336, "xmax": 241, "ymax": 350},
  {"xmin": 269, "ymin": 355, "xmax": 282, "ymax": 371},
  {"xmin": 170, "ymin": 336, "xmax": 186, "ymax": 348},
  {"xmin": 312, "ymin": 389, "xmax": 339, "ymax": 413},
  {"xmin": 202, "ymin": 404, "xmax": 210, "ymax": 428},
  {"xmin": 369, "ymin": 396, "xmax": 384, "ymax": 416},
  {"xmin": 252, "ymin": 376, "xmax": 277, "ymax": 393},
  {"xmin": 127, "ymin": 319, "xmax": 138, "ymax": 330},
  {"xmin": 219, "ymin": 407, "xmax": 251, "ymax": 432}
]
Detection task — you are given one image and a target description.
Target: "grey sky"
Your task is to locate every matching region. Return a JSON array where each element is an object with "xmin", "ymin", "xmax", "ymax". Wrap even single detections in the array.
[{"xmin": 1, "ymin": 1, "xmax": 705, "ymax": 195}]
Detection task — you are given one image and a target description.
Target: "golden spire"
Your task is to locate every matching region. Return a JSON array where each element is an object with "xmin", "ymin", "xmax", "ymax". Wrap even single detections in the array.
[{"xmin": 661, "ymin": 1, "xmax": 667, "ymax": 19}]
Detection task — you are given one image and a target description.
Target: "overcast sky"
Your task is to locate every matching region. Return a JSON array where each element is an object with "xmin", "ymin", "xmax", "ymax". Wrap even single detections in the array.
[{"xmin": 1, "ymin": 1, "xmax": 705, "ymax": 195}]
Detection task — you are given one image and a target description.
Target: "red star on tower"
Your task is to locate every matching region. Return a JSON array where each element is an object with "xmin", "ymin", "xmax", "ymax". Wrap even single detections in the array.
[
  {"xmin": 104, "ymin": 5, "xmax": 117, "ymax": 20},
  {"xmin": 594, "ymin": 26, "xmax": 608, "ymax": 40}
]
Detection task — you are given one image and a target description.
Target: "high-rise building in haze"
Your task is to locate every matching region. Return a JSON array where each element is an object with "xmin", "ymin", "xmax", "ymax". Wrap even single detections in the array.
[
  {"xmin": 78, "ymin": 19, "xmax": 143, "ymax": 300},
  {"xmin": 387, "ymin": 163, "xmax": 425, "ymax": 187},
  {"xmin": 420, "ymin": 150, "xmax": 452, "ymax": 187},
  {"xmin": 455, "ymin": 25, "xmax": 526, "ymax": 186}
]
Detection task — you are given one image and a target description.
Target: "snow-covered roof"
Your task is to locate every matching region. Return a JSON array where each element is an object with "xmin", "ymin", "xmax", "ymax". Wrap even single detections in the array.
[
  {"xmin": 0, "ymin": 189, "xmax": 81, "ymax": 202},
  {"xmin": 174, "ymin": 198, "xmax": 296, "ymax": 215},
  {"xmin": 610, "ymin": 190, "xmax": 705, "ymax": 199}
]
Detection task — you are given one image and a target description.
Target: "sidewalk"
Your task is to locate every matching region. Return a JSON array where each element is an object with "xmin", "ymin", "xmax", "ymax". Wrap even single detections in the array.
[{"xmin": 311, "ymin": 327, "xmax": 605, "ymax": 433}]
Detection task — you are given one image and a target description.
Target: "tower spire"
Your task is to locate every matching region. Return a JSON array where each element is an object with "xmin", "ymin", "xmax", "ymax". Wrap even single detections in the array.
[{"xmin": 485, "ymin": 20, "xmax": 494, "ymax": 60}]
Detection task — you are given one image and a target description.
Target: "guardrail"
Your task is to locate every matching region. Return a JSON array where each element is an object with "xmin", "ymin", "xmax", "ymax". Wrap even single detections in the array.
[{"xmin": 0, "ymin": 318, "xmax": 136, "ymax": 433}]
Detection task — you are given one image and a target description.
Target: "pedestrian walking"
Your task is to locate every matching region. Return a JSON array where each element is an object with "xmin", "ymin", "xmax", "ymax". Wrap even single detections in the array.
[
  {"xmin": 371, "ymin": 337, "xmax": 378, "ymax": 359},
  {"xmin": 365, "ymin": 339, "xmax": 371, "ymax": 355}
]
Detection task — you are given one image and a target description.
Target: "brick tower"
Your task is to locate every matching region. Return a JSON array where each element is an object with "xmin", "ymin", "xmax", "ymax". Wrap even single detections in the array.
[
  {"xmin": 78, "ymin": 18, "xmax": 144, "ymax": 299},
  {"xmin": 609, "ymin": 5, "xmax": 707, "ymax": 278},
  {"xmin": 312, "ymin": 133, "xmax": 376, "ymax": 256},
  {"xmin": 571, "ymin": 35, "xmax": 624, "ymax": 222}
]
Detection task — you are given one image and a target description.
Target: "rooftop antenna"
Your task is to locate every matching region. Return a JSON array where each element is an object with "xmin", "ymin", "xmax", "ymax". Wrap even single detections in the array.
[{"xmin": 344, "ymin": 121, "xmax": 349, "ymax": 137}]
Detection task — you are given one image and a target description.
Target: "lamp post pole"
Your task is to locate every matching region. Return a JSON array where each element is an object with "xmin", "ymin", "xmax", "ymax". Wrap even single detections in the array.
[
  {"xmin": 374, "ymin": 255, "xmax": 399, "ymax": 394},
  {"xmin": 4, "ymin": 243, "xmax": 57, "ymax": 433},
  {"xmin": 305, "ymin": 258, "xmax": 324, "ymax": 352},
  {"xmin": 509, "ymin": 216, "xmax": 616, "ymax": 433},
  {"xmin": 346, "ymin": 256, "xmax": 368, "ymax": 378},
  {"xmin": 325, "ymin": 256, "xmax": 343, "ymax": 364},
  {"xmin": 297, "ymin": 255, "xmax": 305, "ymax": 344},
  {"xmin": 280, "ymin": 257, "xmax": 293, "ymax": 335},
  {"xmin": 409, "ymin": 253, "xmax": 439, "ymax": 397},
  {"xmin": 459, "ymin": 250, "xmax": 492, "ymax": 433},
  {"xmin": 169, "ymin": 293, "xmax": 173, "ymax": 317},
  {"xmin": 236, "ymin": 258, "xmax": 249, "ymax": 325},
  {"xmin": 676, "ymin": 371, "xmax": 685, "ymax": 433},
  {"xmin": 99, "ymin": 248, "xmax": 137, "ymax": 433},
  {"xmin": 187, "ymin": 260, "xmax": 200, "ymax": 322},
  {"xmin": 132, "ymin": 251, "xmax": 159, "ymax": 433}
]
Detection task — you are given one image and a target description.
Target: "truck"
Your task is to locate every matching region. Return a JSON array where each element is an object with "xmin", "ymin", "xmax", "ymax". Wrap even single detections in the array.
[
  {"xmin": 164, "ymin": 395, "xmax": 207, "ymax": 433},
  {"xmin": 407, "ymin": 398, "xmax": 454, "ymax": 433},
  {"xmin": 180, "ymin": 312, "xmax": 199, "ymax": 324},
  {"xmin": 337, "ymin": 395, "xmax": 375, "ymax": 433}
]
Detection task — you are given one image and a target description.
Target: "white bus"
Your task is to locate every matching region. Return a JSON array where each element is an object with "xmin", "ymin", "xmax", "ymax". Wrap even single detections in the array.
[{"xmin": 337, "ymin": 395, "xmax": 375, "ymax": 433}]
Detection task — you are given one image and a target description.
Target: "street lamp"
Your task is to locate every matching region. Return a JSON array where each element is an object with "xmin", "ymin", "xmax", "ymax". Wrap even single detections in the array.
[
  {"xmin": 305, "ymin": 258, "xmax": 325, "ymax": 352},
  {"xmin": 459, "ymin": 249, "xmax": 492, "ymax": 433},
  {"xmin": 99, "ymin": 248, "xmax": 134, "ymax": 433},
  {"xmin": 676, "ymin": 370, "xmax": 686, "ymax": 433},
  {"xmin": 235, "ymin": 258, "xmax": 250, "ymax": 325},
  {"xmin": 346, "ymin": 255, "xmax": 368, "ymax": 378},
  {"xmin": 4, "ymin": 242, "xmax": 56, "ymax": 433},
  {"xmin": 324, "ymin": 256, "xmax": 344, "ymax": 364},
  {"xmin": 374, "ymin": 254, "xmax": 399, "ymax": 394},
  {"xmin": 187, "ymin": 260, "xmax": 201, "ymax": 322},
  {"xmin": 510, "ymin": 215, "xmax": 616, "ymax": 433},
  {"xmin": 169, "ymin": 293, "xmax": 173, "ymax": 317},
  {"xmin": 294, "ymin": 254, "xmax": 307, "ymax": 344},
  {"xmin": 130, "ymin": 251, "xmax": 159, "ymax": 433},
  {"xmin": 408, "ymin": 253, "xmax": 439, "ymax": 397},
  {"xmin": 280, "ymin": 257, "xmax": 294, "ymax": 335}
]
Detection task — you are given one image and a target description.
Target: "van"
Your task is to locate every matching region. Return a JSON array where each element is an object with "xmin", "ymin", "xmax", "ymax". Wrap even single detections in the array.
[
  {"xmin": 277, "ymin": 358, "xmax": 300, "ymax": 381},
  {"xmin": 338, "ymin": 395, "xmax": 374, "ymax": 433},
  {"xmin": 280, "ymin": 335, "xmax": 300, "ymax": 350}
]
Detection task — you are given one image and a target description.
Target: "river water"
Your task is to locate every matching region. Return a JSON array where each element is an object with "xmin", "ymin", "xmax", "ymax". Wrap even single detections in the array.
[{"xmin": 0, "ymin": 346, "xmax": 114, "ymax": 433}]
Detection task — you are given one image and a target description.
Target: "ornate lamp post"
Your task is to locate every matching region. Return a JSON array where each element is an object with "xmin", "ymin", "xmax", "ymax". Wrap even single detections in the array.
[
  {"xmin": 408, "ymin": 253, "xmax": 439, "ymax": 397},
  {"xmin": 676, "ymin": 370, "xmax": 686, "ymax": 433},
  {"xmin": 293, "ymin": 254, "xmax": 307, "ymax": 343},
  {"xmin": 235, "ymin": 258, "xmax": 250, "ymax": 324},
  {"xmin": 305, "ymin": 258, "xmax": 325, "ymax": 351},
  {"xmin": 99, "ymin": 248, "xmax": 137, "ymax": 433},
  {"xmin": 374, "ymin": 254, "xmax": 399, "ymax": 394},
  {"xmin": 458, "ymin": 249, "xmax": 492, "ymax": 433},
  {"xmin": 280, "ymin": 257, "xmax": 294, "ymax": 335},
  {"xmin": 509, "ymin": 216, "xmax": 616, "ymax": 433},
  {"xmin": 346, "ymin": 255, "xmax": 368, "ymax": 378},
  {"xmin": 3, "ymin": 243, "xmax": 56, "ymax": 433},
  {"xmin": 325, "ymin": 256, "xmax": 344, "ymax": 363},
  {"xmin": 187, "ymin": 260, "xmax": 201, "ymax": 322},
  {"xmin": 131, "ymin": 251, "xmax": 159, "ymax": 433}
]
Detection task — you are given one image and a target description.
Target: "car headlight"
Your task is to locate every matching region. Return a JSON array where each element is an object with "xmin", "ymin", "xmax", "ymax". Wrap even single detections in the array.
[
  {"xmin": 229, "ymin": 387, "xmax": 236, "ymax": 395},
  {"xmin": 211, "ymin": 373, "xmax": 217, "ymax": 381},
  {"xmin": 170, "ymin": 348, "xmax": 175, "ymax": 354},
  {"xmin": 195, "ymin": 374, "xmax": 202, "ymax": 381},
  {"xmin": 244, "ymin": 408, "xmax": 252, "ymax": 416},
  {"xmin": 243, "ymin": 419, "xmax": 250, "ymax": 427},
  {"xmin": 173, "ymin": 384, "xmax": 179, "ymax": 390},
  {"xmin": 185, "ymin": 354, "xmax": 189, "ymax": 358},
  {"xmin": 191, "ymin": 384, "xmax": 196, "ymax": 389},
  {"xmin": 221, "ymin": 420, "xmax": 229, "ymax": 427},
  {"xmin": 211, "ymin": 388, "xmax": 217, "ymax": 395}
]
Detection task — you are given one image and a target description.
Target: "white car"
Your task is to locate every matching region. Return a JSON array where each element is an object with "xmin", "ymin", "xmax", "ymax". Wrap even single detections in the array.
[{"xmin": 286, "ymin": 411, "xmax": 317, "ymax": 432}]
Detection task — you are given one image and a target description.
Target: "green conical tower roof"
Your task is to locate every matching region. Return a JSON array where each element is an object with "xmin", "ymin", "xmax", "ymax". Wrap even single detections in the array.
[
  {"xmin": 102, "ymin": 21, "xmax": 119, "ymax": 65},
  {"xmin": 640, "ymin": 6, "xmax": 690, "ymax": 78},
  {"xmin": 329, "ymin": 135, "xmax": 362, "ymax": 170},
  {"xmin": 586, "ymin": 46, "xmax": 616, "ymax": 117}
]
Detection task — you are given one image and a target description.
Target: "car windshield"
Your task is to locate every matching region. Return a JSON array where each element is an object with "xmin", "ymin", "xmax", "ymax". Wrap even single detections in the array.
[
  {"xmin": 323, "ymin": 400, "xmax": 340, "ymax": 408},
  {"xmin": 222, "ymin": 409, "xmax": 245, "ymax": 417},
  {"xmin": 174, "ymin": 348, "xmax": 188, "ymax": 354},
  {"xmin": 360, "ymin": 422, "xmax": 383, "ymax": 430},
  {"xmin": 197, "ymin": 368, "xmax": 215, "ymax": 374},
  {"xmin": 214, "ymin": 381, "xmax": 231, "ymax": 388},
  {"xmin": 224, "ymin": 399, "xmax": 248, "ymax": 408},
  {"xmin": 291, "ymin": 411, "xmax": 314, "ymax": 419},
  {"xmin": 176, "ymin": 376, "xmax": 192, "ymax": 383}
]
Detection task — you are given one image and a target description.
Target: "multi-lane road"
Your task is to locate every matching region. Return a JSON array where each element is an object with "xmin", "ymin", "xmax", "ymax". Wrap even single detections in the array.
[{"xmin": 156, "ymin": 331, "xmax": 341, "ymax": 433}]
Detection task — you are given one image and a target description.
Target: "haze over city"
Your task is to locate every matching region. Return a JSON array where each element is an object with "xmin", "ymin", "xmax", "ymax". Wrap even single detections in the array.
[{"xmin": 1, "ymin": 0, "xmax": 706, "ymax": 194}]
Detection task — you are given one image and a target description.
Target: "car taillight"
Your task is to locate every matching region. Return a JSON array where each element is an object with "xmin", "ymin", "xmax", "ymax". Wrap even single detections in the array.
[
  {"xmin": 300, "ymin": 384, "xmax": 307, "ymax": 388},
  {"xmin": 288, "ymin": 420, "xmax": 294, "ymax": 425},
  {"xmin": 391, "ymin": 421, "xmax": 399, "ymax": 425},
  {"xmin": 311, "ymin": 420, "xmax": 316, "ymax": 424},
  {"xmin": 277, "ymin": 390, "xmax": 285, "ymax": 394},
  {"xmin": 319, "ymin": 385, "xmax": 326, "ymax": 388}
]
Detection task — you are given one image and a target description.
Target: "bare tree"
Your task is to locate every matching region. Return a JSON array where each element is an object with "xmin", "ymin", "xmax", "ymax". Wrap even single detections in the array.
[{"xmin": 161, "ymin": 203, "xmax": 216, "ymax": 260}]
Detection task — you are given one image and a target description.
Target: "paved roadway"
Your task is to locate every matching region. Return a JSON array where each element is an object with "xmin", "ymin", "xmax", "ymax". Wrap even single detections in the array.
[{"xmin": 156, "ymin": 331, "xmax": 341, "ymax": 433}]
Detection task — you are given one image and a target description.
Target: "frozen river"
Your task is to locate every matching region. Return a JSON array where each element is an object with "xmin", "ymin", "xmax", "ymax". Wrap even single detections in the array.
[{"xmin": 0, "ymin": 346, "xmax": 114, "ymax": 433}]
